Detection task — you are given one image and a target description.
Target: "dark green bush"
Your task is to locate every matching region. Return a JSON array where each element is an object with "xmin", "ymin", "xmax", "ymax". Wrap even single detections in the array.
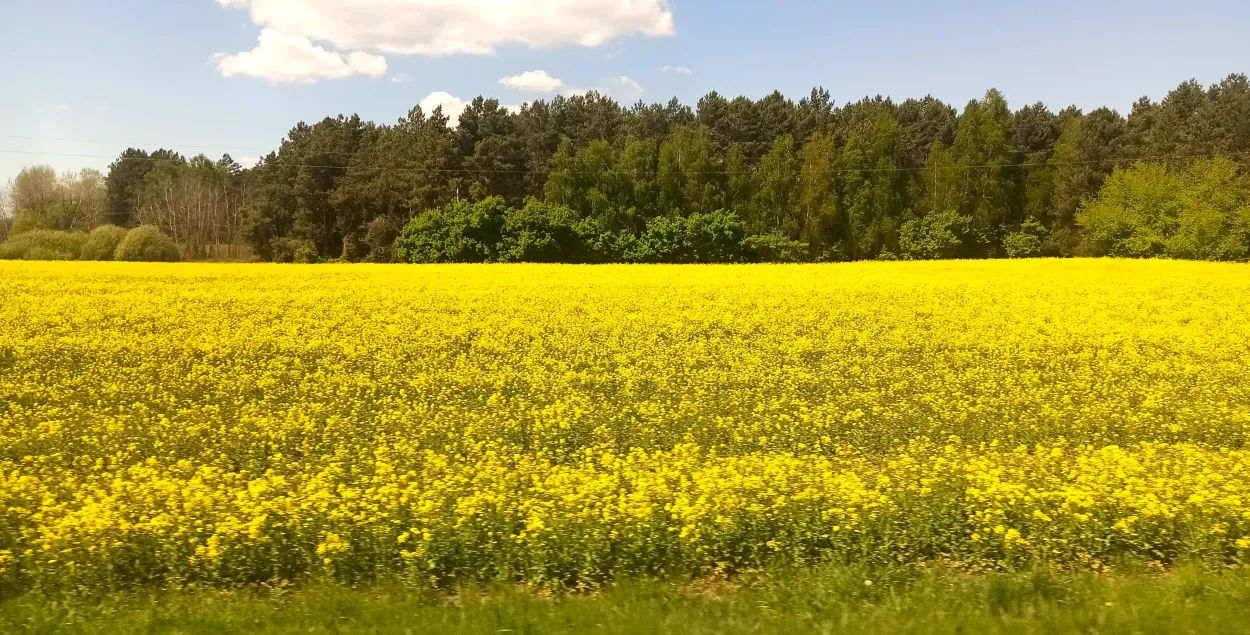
[
  {"xmin": 113, "ymin": 225, "xmax": 181, "ymax": 262},
  {"xmin": 898, "ymin": 210, "xmax": 967, "ymax": 260},
  {"xmin": 268, "ymin": 237, "xmax": 318, "ymax": 263},
  {"xmin": 742, "ymin": 233, "xmax": 812, "ymax": 263},
  {"xmin": 0, "ymin": 229, "xmax": 87, "ymax": 260},
  {"xmin": 497, "ymin": 201, "xmax": 605, "ymax": 263},
  {"xmin": 395, "ymin": 198, "xmax": 508, "ymax": 263},
  {"xmin": 80, "ymin": 225, "xmax": 130, "ymax": 261},
  {"xmin": 685, "ymin": 211, "xmax": 748, "ymax": 263}
]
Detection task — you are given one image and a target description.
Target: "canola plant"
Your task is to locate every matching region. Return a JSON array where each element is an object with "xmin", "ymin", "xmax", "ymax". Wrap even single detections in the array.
[{"xmin": 0, "ymin": 259, "xmax": 1248, "ymax": 592}]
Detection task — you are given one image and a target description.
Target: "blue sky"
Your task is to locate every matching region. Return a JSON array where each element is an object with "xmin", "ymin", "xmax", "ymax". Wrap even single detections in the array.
[{"xmin": 1, "ymin": 0, "xmax": 1248, "ymax": 185}]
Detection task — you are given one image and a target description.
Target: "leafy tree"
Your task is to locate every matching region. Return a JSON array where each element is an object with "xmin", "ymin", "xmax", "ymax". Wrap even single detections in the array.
[
  {"xmin": 1077, "ymin": 158, "xmax": 1250, "ymax": 260},
  {"xmin": 656, "ymin": 125, "xmax": 721, "ymax": 217},
  {"xmin": 899, "ymin": 210, "xmax": 966, "ymax": 260},
  {"xmin": 394, "ymin": 197, "xmax": 509, "ymax": 263},
  {"xmin": 613, "ymin": 138, "xmax": 660, "ymax": 227},
  {"xmin": 798, "ymin": 131, "xmax": 838, "ymax": 250},
  {"xmin": 840, "ymin": 113, "xmax": 906, "ymax": 259},
  {"xmin": 753, "ymin": 135, "xmax": 800, "ymax": 237},
  {"xmin": 950, "ymin": 89, "xmax": 1019, "ymax": 255}
]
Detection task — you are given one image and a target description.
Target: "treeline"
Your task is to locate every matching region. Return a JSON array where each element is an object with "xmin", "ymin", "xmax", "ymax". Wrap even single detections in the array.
[
  {"xmin": 7, "ymin": 74, "xmax": 1250, "ymax": 262},
  {"xmin": 4, "ymin": 152, "xmax": 251, "ymax": 259}
]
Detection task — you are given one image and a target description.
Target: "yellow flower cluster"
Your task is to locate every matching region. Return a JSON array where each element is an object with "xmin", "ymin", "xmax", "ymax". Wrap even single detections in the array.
[{"xmin": 0, "ymin": 259, "xmax": 1248, "ymax": 591}]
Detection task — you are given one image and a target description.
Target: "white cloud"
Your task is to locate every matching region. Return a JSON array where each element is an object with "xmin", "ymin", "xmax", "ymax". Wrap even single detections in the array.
[
  {"xmin": 419, "ymin": 92, "xmax": 469, "ymax": 127},
  {"xmin": 499, "ymin": 70, "xmax": 562, "ymax": 93},
  {"xmin": 419, "ymin": 92, "xmax": 522, "ymax": 127},
  {"xmin": 236, "ymin": 156, "xmax": 261, "ymax": 169},
  {"xmin": 214, "ymin": 1, "xmax": 674, "ymax": 81},
  {"xmin": 54, "ymin": 104, "xmax": 72, "ymax": 112},
  {"xmin": 214, "ymin": 28, "xmax": 386, "ymax": 82},
  {"xmin": 391, "ymin": 73, "xmax": 409, "ymax": 84},
  {"xmin": 556, "ymin": 77, "xmax": 644, "ymax": 101},
  {"xmin": 661, "ymin": 65, "xmax": 692, "ymax": 75},
  {"xmin": 603, "ymin": 76, "xmax": 644, "ymax": 102}
]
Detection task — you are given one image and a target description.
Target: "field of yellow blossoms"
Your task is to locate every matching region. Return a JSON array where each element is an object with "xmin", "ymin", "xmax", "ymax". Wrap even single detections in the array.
[{"xmin": 1, "ymin": 259, "xmax": 1249, "ymax": 593}]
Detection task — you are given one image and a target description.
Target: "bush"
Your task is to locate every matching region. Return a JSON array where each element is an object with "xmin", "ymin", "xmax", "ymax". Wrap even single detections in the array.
[
  {"xmin": 623, "ymin": 216, "xmax": 690, "ymax": 263},
  {"xmin": 114, "ymin": 225, "xmax": 181, "ymax": 262},
  {"xmin": 685, "ymin": 211, "xmax": 747, "ymax": 263},
  {"xmin": 80, "ymin": 225, "xmax": 130, "ymax": 261},
  {"xmin": 497, "ymin": 201, "xmax": 592, "ymax": 263},
  {"xmin": 9, "ymin": 212, "xmax": 44, "ymax": 237},
  {"xmin": 0, "ymin": 229, "xmax": 87, "ymax": 260},
  {"xmin": 1078, "ymin": 158, "xmax": 1250, "ymax": 261},
  {"xmin": 268, "ymin": 237, "xmax": 318, "ymax": 263},
  {"xmin": 363, "ymin": 216, "xmax": 402, "ymax": 263},
  {"xmin": 899, "ymin": 210, "xmax": 967, "ymax": 260},
  {"xmin": 394, "ymin": 198, "xmax": 508, "ymax": 263},
  {"xmin": 741, "ymin": 234, "xmax": 812, "ymax": 263},
  {"xmin": 1003, "ymin": 218, "xmax": 1046, "ymax": 259}
]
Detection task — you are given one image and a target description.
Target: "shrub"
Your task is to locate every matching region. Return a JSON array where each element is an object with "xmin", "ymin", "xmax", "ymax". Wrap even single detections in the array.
[
  {"xmin": 293, "ymin": 241, "xmax": 319, "ymax": 264},
  {"xmin": 1003, "ymin": 218, "xmax": 1046, "ymax": 259},
  {"xmin": 79, "ymin": 225, "xmax": 130, "ymax": 261},
  {"xmin": 394, "ymin": 198, "xmax": 508, "ymax": 263},
  {"xmin": 363, "ymin": 216, "xmax": 402, "ymax": 263},
  {"xmin": 9, "ymin": 212, "xmax": 44, "ymax": 237},
  {"xmin": 269, "ymin": 237, "xmax": 318, "ymax": 263},
  {"xmin": 685, "ymin": 211, "xmax": 747, "ymax": 263},
  {"xmin": 899, "ymin": 210, "xmax": 967, "ymax": 260},
  {"xmin": 0, "ymin": 229, "xmax": 87, "ymax": 260},
  {"xmin": 741, "ymin": 234, "xmax": 812, "ymax": 263},
  {"xmin": 1078, "ymin": 158, "xmax": 1250, "ymax": 261},
  {"xmin": 114, "ymin": 225, "xmax": 181, "ymax": 262},
  {"xmin": 496, "ymin": 201, "xmax": 589, "ymax": 263},
  {"xmin": 623, "ymin": 216, "xmax": 690, "ymax": 263}
]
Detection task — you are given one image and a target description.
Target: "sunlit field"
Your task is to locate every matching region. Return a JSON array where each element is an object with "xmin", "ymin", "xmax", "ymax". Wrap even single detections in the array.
[{"xmin": 1, "ymin": 260, "xmax": 1249, "ymax": 597}]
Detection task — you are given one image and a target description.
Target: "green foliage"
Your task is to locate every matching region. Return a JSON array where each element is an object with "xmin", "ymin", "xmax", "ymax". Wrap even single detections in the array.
[
  {"xmin": 685, "ymin": 210, "xmax": 748, "ymax": 263},
  {"xmin": 7, "ymin": 566, "xmax": 1250, "ymax": 635},
  {"xmin": 1003, "ymin": 218, "xmax": 1046, "ymax": 258},
  {"xmin": 623, "ymin": 215, "xmax": 690, "ymax": 263},
  {"xmin": 752, "ymin": 135, "xmax": 800, "ymax": 237},
  {"xmin": 79, "ymin": 225, "xmax": 129, "ymax": 261},
  {"xmin": 0, "ymin": 229, "xmax": 87, "ymax": 260},
  {"xmin": 362, "ymin": 216, "xmax": 402, "ymax": 263},
  {"xmin": 394, "ymin": 198, "xmax": 508, "ymax": 263},
  {"xmin": 741, "ymin": 233, "xmax": 812, "ymax": 263},
  {"xmin": 113, "ymin": 225, "xmax": 181, "ymax": 262},
  {"xmin": 841, "ymin": 113, "xmax": 906, "ymax": 259},
  {"xmin": 9, "ymin": 212, "xmax": 43, "ymax": 236},
  {"xmin": 899, "ymin": 210, "xmax": 966, "ymax": 260},
  {"xmin": 90, "ymin": 74, "xmax": 1250, "ymax": 263},
  {"xmin": 394, "ymin": 201, "xmax": 754, "ymax": 264},
  {"xmin": 619, "ymin": 211, "xmax": 748, "ymax": 263},
  {"xmin": 1078, "ymin": 158, "xmax": 1250, "ymax": 260},
  {"xmin": 268, "ymin": 238, "xmax": 317, "ymax": 264},
  {"xmin": 497, "ymin": 200, "xmax": 597, "ymax": 263},
  {"xmin": 951, "ymin": 90, "xmax": 1019, "ymax": 254}
]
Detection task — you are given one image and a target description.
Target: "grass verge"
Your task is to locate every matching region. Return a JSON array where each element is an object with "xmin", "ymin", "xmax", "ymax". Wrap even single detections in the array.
[{"xmin": 4, "ymin": 564, "xmax": 1250, "ymax": 634}]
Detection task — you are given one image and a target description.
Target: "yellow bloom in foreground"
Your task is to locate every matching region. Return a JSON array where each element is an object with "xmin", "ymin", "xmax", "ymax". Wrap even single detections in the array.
[{"xmin": 0, "ymin": 259, "xmax": 1248, "ymax": 589}]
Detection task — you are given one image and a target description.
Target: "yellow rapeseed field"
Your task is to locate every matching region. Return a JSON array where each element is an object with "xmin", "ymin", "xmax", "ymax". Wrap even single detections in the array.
[{"xmin": 1, "ymin": 259, "xmax": 1249, "ymax": 592}]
